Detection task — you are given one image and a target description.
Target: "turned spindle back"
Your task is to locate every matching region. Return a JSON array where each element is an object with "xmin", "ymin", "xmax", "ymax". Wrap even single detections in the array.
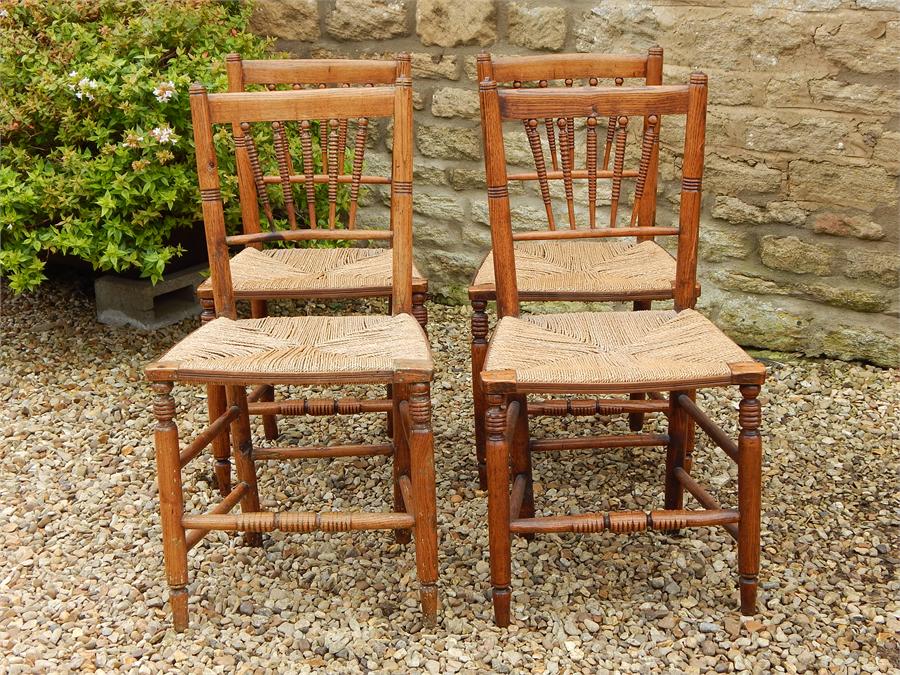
[
  {"xmin": 478, "ymin": 72, "xmax": 709, "ymax": 318},
  {"xmin": 477, "ymin": 49, "xmax": 664, "ymax": 235},
  {"xmin": 223, "ymin": 54, "xmax": 411, "ymax": 237},
  {"xmin": 189, "ymin": 77, "xmax": 415, "ymax": 318}
]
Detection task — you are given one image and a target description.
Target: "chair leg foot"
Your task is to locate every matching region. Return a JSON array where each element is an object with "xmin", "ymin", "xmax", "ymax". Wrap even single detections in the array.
[
  {"xmin": 420, "ymin": 584, "xmax": 438, "ymax": 625},
  {"xmin": 170, "ymin": 586, "xmax": 189, "ymax": 632},
  {"xmin": 492, "ymin": 587, "xmax": 511, "ymax": 627},
  {"xmin": 739, "ymin": 575, "xmax": 758, "ymax": 615}
]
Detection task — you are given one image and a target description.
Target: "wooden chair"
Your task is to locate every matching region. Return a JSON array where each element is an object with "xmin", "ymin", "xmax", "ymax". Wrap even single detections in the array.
[
  {"xmin": 198, "ymin": 54, "xmax": 428, "ymax": 457},
  {"xmin": 470, "ymin": 48, "xmax": 671, "ymax": 490},
  {"xmin": 477, "ymin": 72, "xmax": 766, "ymax": 626},
  {"xmin": 146, "ymin": 79, "xmax": 437, "ymax": 631}
]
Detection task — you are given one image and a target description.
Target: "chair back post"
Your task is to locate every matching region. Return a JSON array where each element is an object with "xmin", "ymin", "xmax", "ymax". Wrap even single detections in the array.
[
  {"xmin": 189, "ymin": 84, "xmax": 237, "ymax": 319},
  {"xmin": 390, "ymin": 74, "xmax": 414, "ymax": 316},
  {"xmin": 225, "ymin": 53, "xmax": 264, "ymax": 244},
  {"xmin": 637, "ymin": 46, "xmax": 663, "ymax": 238},
  {"xmin": 674, "ymin": 72, "xmax": 708, "ymax": 311},
  {"xmin": 478, "ymin": 57, "xmax": 520, "ymax": 320}
]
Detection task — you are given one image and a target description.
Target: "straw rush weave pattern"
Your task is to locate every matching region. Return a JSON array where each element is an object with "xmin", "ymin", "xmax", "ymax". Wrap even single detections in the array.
[
  {"xmin": 484, "ymin": 310, "xmax": 753, "ymax": 384},
  {"xmin": 472, "ymin": 240, "xmax": 676, "ymax": 293},
  {"xmin": 197, "ymin": 248, "xmax": 425, "ymax": 294},
  {"xmin": 159, "ymin": 314, "xmax": 430, "ymax": 377}
]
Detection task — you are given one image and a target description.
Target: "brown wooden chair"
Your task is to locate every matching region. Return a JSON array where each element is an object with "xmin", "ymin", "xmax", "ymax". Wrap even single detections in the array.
[
  {"xmin": 470, "ymin": 48, "xmax": 671, "ymax": 490},
  {"xmin": 198, "ymin": 54, "xmax": 428, "ymax": 457},
  {"xmin": 477, "ymin": 72, "xmax": 766, "ymax": 626},
  {"xmin": 146, "ymin": 79, "xmax": 437, "ymax": 631}
]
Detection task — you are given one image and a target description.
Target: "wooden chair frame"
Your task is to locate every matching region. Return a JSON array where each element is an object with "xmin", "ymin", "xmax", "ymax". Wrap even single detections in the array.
[
  {"xmin": 469, "ymin": 48, "xmax": 670, "ymax": 490},
  {"xmin": 146, "ymin": 80, "xmax": 437, "ymax": 631},
  {"xmin": 477, "ymin": 72, "xmax": 766, "ymax": 626},
  {"xmin": 200, "ymin": 53, "xmax": 428, "ymax": 458}
]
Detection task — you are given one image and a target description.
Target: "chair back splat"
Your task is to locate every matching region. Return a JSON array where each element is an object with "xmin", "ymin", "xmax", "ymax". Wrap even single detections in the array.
[
  {"xmin": 188, "ymin": 73, "xmax": 414, "ymax": 319},
  {"xmin": 224, "ymin": 54, "xmax": 411, "ymax": 239},
  {"xmin": 477, "ymin": 67, "xmax": 708, "ymax": 319}
]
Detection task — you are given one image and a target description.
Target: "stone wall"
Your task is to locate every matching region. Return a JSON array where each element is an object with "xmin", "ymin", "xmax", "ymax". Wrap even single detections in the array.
[{"xmin": 249, "ymin": 0, "xmax": 900, "ymax": 367}]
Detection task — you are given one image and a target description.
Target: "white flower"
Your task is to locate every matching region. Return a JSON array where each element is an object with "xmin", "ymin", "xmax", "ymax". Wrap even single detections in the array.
[
  {"xmin": 153, "ymin": 81, "xmax": 176, "ymax": 103},
  {"xmin": 0, "ymin": 9, "xmax": 9, "ymax": 18},
  {"xmin": 70, "ymin": 75, "xmax": 97, "ymax": 101},
  {"xmin": 150, "ymin": 125, "xmax": 178, "ymax": 145},
  {"xmin": 69, "ymin": 70, "xmax": 78, "ymax": 78}
]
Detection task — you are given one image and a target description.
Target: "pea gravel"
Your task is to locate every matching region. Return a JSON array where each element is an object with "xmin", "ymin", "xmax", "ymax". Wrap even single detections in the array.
[{"xmin": 1, "ymin": 276, "xmax": 898, "ymax": 674}]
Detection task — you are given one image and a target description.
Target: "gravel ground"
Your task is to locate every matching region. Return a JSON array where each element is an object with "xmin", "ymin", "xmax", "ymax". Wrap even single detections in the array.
[{"xmin": 1, "ymin": 275, "xmax": 898, "ymax": 674}]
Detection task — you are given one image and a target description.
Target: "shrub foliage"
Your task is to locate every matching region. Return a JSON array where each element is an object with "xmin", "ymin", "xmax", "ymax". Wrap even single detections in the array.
[{"xmin": 0, "ymin": 0, "xmax": 274, "ymax": 292}]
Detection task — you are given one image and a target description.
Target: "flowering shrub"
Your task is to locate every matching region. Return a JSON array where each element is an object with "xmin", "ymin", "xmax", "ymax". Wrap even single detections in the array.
[{"xmin": 0, "ymin": 1, "xmax": 273, "ymax": 292}]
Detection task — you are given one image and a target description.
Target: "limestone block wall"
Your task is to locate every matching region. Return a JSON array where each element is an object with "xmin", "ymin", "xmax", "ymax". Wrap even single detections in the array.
[{"xmin": 249, "ymin": 0, "xmax": 900, "ymax": 366}]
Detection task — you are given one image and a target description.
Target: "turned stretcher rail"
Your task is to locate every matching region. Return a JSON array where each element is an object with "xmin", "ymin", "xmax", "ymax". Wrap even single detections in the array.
[
  {"xmin": 179, "ymin": 405, "xmax": 240, "ymax": 468},
  {"xmin": 675, "ymin": 393, "xmax": 739, "ymax": 461},
  {"xmin": 253, "ymin": 443, "xmax": 393, "ymax": 460},
  {"xmin": 182, "ymin": 510, "xmax": 414, "ymax": 532},
  {"xmin": 674, "ymin": 467, "xmax": 738, "ymax": 539},
  {"xmin": 510, "ymin": 508, "xmax": 739, "ymax": 534},
  {"xmin": 527, "ymin": 398, "xmax": 669, "ymax": 416},
  {"xmin": 529, "ymin": 433, "xmax": 669, "ymax": 452}
]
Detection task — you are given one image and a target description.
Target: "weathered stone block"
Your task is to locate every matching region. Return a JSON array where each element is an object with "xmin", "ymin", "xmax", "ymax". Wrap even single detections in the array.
[
  {"xmin": 447, "ymin": 168, "xmax": 486, "ymax": 191},
  {"xmin": 507, "ymin": 3, "xmax": 568, "ymax": 51},
  {"xmin": 788, "ymin": 160, "xmax": 898, "ymax": 210},
  {"xmin": 814, "ymin": 17, "xmax": 899, "ymax": 74},
  {"xmin": 712, "ymin": 196, "xmax": 807, "ymax": 226},
  {"xmin": 95, "ymin": 264, "xmax": 206, "ymax": 330},
  {"xmin": 822, "ymin": 324, "xmax": 899, "ymax": 368},
  {"xmin": 416, "ymin": 0, "xmax": 497, "ymax": 47},
  {"xmin": 843, "ymin": 249, "xmax": 900, "ymax": 287},
  {"xmin": 413, "ymin": 192, "xmax": 466, "ymax": 222},
  {"xmin": 760, "ymin": 235, "xmax": 835, "ymax": 275},
  {"xmin": 431, "ymin": 87, "xmax": 481, "ymax": 120},
  {"xmin": 413, "ymin": 163, "xmax": 449, "ymax": 186},
  {"xmin": 574, "ymin": 4, "xmax": 659, "ymax": 54},
  {"xmin": 744, "ymin": 113, "xmax": 859, "ymax": 157},
  {"xmin": 416, "ymin": 124, "xmax": 482, "ymax": 160},
  {"xmin": 250, "ymin": 0, "xmax": 319, "ymax": 41},
  {"xmin": 768, "ymin": 75, "xmax": 900, "ymax": 116},
  {"xmin": 717, "ymin": 298, "xmax": 812, "ymax": 353},
  {"xmin": 699, "ymin": 226, "xmax": 753, "ymax": 262},
  {"xmin": 410, "ymin": 53, "xmax": 459, "ymax": 80},
  {"xmin": 705, "ymin": 154, "xmax": 783, "ymax": 195},
  {"xmin": 810, "ymin": 213, "xmax": 885, "ymax": 240},
  {"xmin": 326, "ymin": 0, "xmax": 408, "ymax": 41}
]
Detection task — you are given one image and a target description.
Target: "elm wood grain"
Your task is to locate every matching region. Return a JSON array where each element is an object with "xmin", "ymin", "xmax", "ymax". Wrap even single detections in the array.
[
  {"xmin": 738, "ymin": 385, "xmax": 763, "ymax": 615},
  {"xmin": 236, "ymin": 58, "xmax": 399, "ymax": 85},
  {"xmin": 147, "ymin": 78, "xmax": 436, "ymax": 630},
  {"xmin": 498, "ymin": 85, "xmax": 690, "ymax": 120},
  {"xmin": 489, "ymin": 53, "xmax": 648, "ymax": 82},
  {"xmin": 529, "ymin": 433, "xmax": 669, "ymax": 452},
  {"xmin": 477, "ymin": 74, "xmax": 768, "ymax": 625},
  {"xmin": 206, "ymin": 88, "xmax": 395, "ymax": 125},
  {"xmin": 393, "ymin": 384, "xmax": 412, "ymax": 544},
  {"xmin": 252, "ymin": 444, "xmax": 393, "ymax": 460}
]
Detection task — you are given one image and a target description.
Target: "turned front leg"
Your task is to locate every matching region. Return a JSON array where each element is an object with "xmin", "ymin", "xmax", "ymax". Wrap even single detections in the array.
[
  {"xmin": 408, "ymin": 382, "xmax": 438, "ymax": 624},
  {"xmin": 153, "ymin": 382, "xmax": 189, "ymax": 632},
  {"xmin": 485, "ymin": 393, "xmax": 512, "ymax": 626},
  {"xmin": 737, "ymin": 384, "xmax": 763, "ymax": 615}
]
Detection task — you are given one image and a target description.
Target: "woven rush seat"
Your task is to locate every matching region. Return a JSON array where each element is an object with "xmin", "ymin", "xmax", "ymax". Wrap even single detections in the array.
[
  {"xmin": 197, "ymin": 247, "xmax": 427, "ymax": 299},
  {"xmin": 471, "ymin": 239, "xmax": 676, "ymax": 298},
  {"xmin": 147, "ymin": 313, "xmax": 431, "ymax": 383},
  {"xmin": 484, "ymin": 309, "xmax": 755, "ymax": 388}
]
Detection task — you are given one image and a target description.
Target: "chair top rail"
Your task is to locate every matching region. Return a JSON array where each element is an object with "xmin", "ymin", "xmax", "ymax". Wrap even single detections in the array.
[
  {"xmin": 204, "ymin": 86, "xmax": 396, "ymax": 125},
  {"xmin": 497, "ymin": 85, "xmax": 690, "ymax": 121},
  {"xmin": 488, "ymin": 53, "xmax": 650, "ymax": 82},
  {"xmin": 236, "ymin": 57, "xmax": 400, "ymax": 85}
]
